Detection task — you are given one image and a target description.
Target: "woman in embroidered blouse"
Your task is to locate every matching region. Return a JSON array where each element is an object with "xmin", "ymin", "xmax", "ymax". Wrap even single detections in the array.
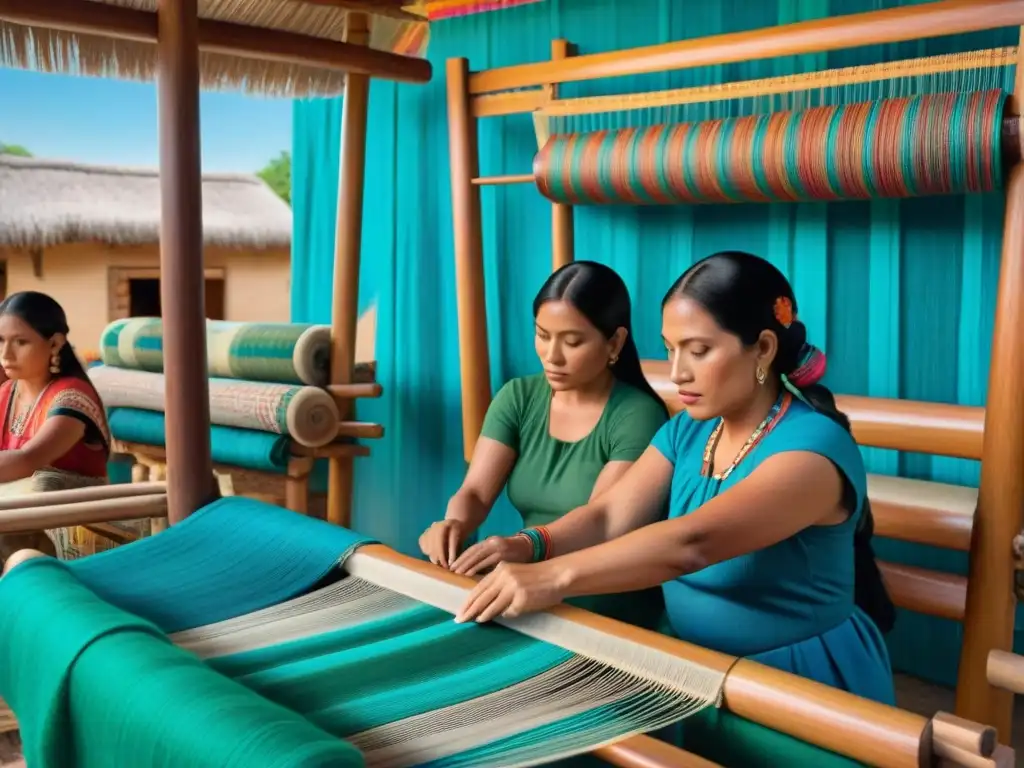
[
  {"xmin": 0, "ymin": 292, "xmax": 111, "ymax": 562},
  {"xmin": 453, "ymin": 252, "xmax": 896, "ymax": 704}
]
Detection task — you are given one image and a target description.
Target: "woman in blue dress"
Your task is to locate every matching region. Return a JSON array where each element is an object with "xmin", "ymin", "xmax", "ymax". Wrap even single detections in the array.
[{"xmin": 453, "ymin": 250, "xmax": 896, "ymax": 704}]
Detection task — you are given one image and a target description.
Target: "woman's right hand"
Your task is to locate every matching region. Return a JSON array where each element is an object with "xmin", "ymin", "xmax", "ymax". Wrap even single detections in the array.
[
  {"xmin": 419, "ymin": 520, "xmax": 468, "ymax": 569},
  {"xmin": 450, "ymin": 534, "xmax": 534, "ymax": 576}
]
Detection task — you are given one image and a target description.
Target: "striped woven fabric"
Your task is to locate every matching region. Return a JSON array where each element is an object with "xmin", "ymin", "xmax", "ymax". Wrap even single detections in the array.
[
  {"xmin": 100, "ymin": 318, "xmax": 373, "ymax": 387},
  {"xmin": 533, "ymin": 90, "xmax": 1006, "ymax": 206},
  {"xmin": 406, "ymin": 0, "xmax": 544, "ymax": 21},
  {"xmin": 0, "ymin": 498, "xmax": 725, "ymax": 768},
  {"xmin": 90, "ymin": 365, "xmax": 340, "ymax": 448}
]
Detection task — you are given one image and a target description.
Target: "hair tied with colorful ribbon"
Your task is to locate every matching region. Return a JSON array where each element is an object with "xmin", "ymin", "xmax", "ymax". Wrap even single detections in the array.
[
  {"xmin": 773, "ymin": 296, "xmax": 794, "ymax": 328},
  {"xmin": 787, "ymin": 343, "xmax": 827, "ymax": 388}
]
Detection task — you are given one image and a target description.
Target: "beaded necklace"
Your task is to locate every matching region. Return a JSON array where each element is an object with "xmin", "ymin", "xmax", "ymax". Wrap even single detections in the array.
[
  {"xmin": 6, "ymin": 381, "xmax": 52, "ymax": 438},
  {"xmin": 700, "ymin": 392, "xmax": 792, "ymax": 481}
]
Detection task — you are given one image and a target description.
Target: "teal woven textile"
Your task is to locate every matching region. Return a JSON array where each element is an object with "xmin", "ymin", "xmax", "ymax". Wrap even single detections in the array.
[
  {"xmin": 0, "ymin": 498, "xmax": 724, "ymax": 768},
  {"xmin": 0, "ymin": 558, "xmax": 363, "ymax": 768},
  {"xmin": 100, "ymin": 318, "xmax": 334, "ymax": 387},
  {"xmin": 108, "ymin": 408, "xmax": 292, "ymax": 473}
]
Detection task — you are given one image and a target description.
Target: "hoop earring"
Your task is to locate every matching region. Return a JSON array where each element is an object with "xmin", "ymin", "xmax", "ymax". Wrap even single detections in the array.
[
  {"xmin": 49, "ymin": 350, "xmax": 60, "ymax": 375},
  {"xmin": 755, "ymin": 365, "xmax": 767, "ymax": 385}
]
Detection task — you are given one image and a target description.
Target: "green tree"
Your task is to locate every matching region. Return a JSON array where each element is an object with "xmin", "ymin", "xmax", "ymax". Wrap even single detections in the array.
[
  {"xmin": 0, "ymin": 143, "xmax": 31, "ymax": 157},
  {"xmin": 258, "ymin": 150, "xmax": 291, "ymax": 205}
]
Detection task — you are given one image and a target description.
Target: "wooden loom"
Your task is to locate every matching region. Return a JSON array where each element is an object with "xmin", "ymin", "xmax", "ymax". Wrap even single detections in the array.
[
  {"xmin": 447, "ymin": 0, "xmax": 1024, "ymax": 752},
  {"xmin": 0, "ymin": 2, "xmax": 799, "ymax": 768}
]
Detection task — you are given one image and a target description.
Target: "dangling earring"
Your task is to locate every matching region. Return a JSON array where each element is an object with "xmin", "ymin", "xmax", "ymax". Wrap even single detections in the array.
[
  {"xmin": 608, "ymin": 353, "xmax": 619, "ymax": 368},
  {"xmin": 755, "ymin": 365, "xmax": 767, "ymax": 385},
  {"xmin": 49, "ymin": 349, "xmax": 60, "ymax": 375}
]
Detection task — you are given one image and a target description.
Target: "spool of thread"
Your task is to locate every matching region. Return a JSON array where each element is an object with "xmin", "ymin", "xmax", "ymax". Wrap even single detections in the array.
[{"xmin": 534, "ymin": 90, "xmax": 1006, "ymax": 206}]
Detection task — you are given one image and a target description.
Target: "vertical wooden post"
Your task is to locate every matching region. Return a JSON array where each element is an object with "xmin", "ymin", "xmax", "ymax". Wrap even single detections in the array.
[
  {"xmin": 550, "ymin": 39, "xmax": 575, "ymax": 271},
  {"xmin": 326, "ymin": 12, "xmax": 371, "ymax": 529},
  {"xmin": 447, "ymin": 57, "xmax": 491, "ymax": 463},
  {"xmin": 156, "ymin": 0, "xmax": 216, "ymax": 524},
  {"xmin": 956, "ymin": 163, "xmax": 1024, "ymax": 739},
  {"xmin": 956, "ymin": 34, "xmax": 1024, "ymax": 739}
]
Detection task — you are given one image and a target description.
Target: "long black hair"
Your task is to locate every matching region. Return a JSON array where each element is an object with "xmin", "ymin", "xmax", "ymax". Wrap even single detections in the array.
[
  {"xmin": 0, "ymin": 291, "xmax": 93, "ymax": 386},
  {"xmin": 662, "ymin": 251, "xmax": 896, "ymax": 635},
  {"xmin": 534, "ymin": 261, "xmax": 667, "ymax": 416}
]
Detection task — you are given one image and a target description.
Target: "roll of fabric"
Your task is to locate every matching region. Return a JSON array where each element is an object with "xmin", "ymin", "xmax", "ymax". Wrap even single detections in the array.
[
  {"xmin": 91, "ymin": 366, "xmax": 339, "ymax": 448},
  {"xmin": 0, "ymin": 557, "xmax": 365, "ymax": 768},
  {"xmin": 534, "ymin": 89, "xmax": 1006, "ymax": 206},
  {"xmin": 100, "ymin": 318, "xmax": 342, "ymax": 387},
  {"xmin": 108, "ymin": 408, "xmax": 292, "ymax": 473}
]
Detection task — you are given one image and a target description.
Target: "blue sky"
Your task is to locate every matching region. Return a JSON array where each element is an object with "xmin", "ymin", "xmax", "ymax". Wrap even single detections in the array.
[{"xmin": 0, "ymin": 68, "xmax": 292, "ymax": 173}]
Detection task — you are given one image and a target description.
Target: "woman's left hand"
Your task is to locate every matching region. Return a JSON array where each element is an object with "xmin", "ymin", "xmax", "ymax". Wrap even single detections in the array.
[{"xmin": 454, "ymin": 560, "xmax": 569, "ymax": 623}]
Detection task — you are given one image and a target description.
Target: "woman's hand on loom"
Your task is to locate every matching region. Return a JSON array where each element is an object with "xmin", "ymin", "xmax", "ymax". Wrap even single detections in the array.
[
  {"xmin": 454, "ymin": 560, "xmax": 568, "ymax": 623},
  {"xmin": 450, "ymin": 535, "xmax": 533, "ymax": 576},
  {"xmin": 419, "ymin": 520, "xmax": 469, "ymax": 569}
]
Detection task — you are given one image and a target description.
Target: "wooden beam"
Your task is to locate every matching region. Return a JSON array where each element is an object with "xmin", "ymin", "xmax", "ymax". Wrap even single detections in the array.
[
  {"xmin": 0, "ymin": 0, "xmax": 432, "ymax": 84},
  {"xmin": 642, "ymin": 359, "xmax": 986, "ymax": 460},
  {"xmin": 327, "ymin": 12, "xmax": 371, "ymax": 530},
  {"xmin": 471, "ymin": 89, "xmax": 547, "ymax": 118},
  {"xmin": 470, "ymin": 174, "xmax": 533, "ymax": 185},
  {"xmin": 550, "ymin": 39, "xmax": 575, "ymax": 271},
  {"xmin": 594, "ymin": 736, "xmax": 723, "ymax": 768},
  {"xmin": 356, "ymin": 543, "xmax": 930, "ymax": 768},
  {"xmin": 879, "ymin": 562, "xmax": 967, "ymax": 622},
  {"xmin": 157, "ymin": 0, "xmax": 217, "ymax": 524},
  {"xmin": 447, "ymin": 57, "xmax": 491, "ymax": 464},
  {"xmin": 468, "ymin": 0, "xmax": 1024, "ymax": 93},
  {"xmin": 957, "ymin": 163, "xmax": 1024, "ymax": 739}
]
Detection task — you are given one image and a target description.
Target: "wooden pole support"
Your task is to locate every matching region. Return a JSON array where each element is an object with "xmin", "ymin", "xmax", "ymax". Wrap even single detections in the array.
[
  {"xmin": 156, "ymin": 0, "xmax": 217, "ymax": 524},
  {"xmin": 447, "ymin": 57, "xmax": 491, "ymax": 463},
  {"xmin": 550, "ymin": 39, "xmax": 575, "ymax": 271},
  {"xmin": 932, "ymin": 711, "xmax": 997, "ymax": 758},
  {"xmin": 468, "ymin": 0, "xmax": 1024, "ymax": 93},
  {"xmin": 986, "ymin": 649, "xmax": 1024, "ymax": 695},
  {"xmin": 956, "ymin": 163, "xmax": 1024, "ymax": 739},
  {"xmin": 326, "ymin": 12, "xmax": 371, "ymax": 530}
]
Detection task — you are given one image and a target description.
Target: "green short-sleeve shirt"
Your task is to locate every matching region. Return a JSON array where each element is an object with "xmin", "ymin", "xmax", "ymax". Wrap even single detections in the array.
[{"xmin": 480, "ymin": 373, "xmax": 667, "ymax": 529}]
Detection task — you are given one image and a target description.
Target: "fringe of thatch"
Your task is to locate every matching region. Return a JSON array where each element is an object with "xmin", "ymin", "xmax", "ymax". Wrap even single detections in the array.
[{"xmin": 0, "ymin": 13, "xmax": 429, "ymax": 97}]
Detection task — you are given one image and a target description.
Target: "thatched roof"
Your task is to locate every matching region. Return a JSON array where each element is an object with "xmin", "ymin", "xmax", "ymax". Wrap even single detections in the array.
[
  {"xmin": 0, "ymin": 155, "xmax": 292, "ymax": 250},
  {"xmin": 0, "ymin": 0, "xmax": 429, "ymax": 97}
]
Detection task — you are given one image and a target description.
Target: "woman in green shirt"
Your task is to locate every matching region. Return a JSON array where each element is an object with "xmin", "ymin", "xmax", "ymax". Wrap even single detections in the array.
[{"xmin": 418, "ymin": 261, "xmax": 668, "ymax": 628}]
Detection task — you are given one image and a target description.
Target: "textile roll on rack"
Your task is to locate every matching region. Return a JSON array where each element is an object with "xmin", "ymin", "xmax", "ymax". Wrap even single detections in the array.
[
  {"xmin": 91, "ymin": 365, "xmax": 340, "ymax": 448},
  {"xmin": 100, "ymin": 317, "xmax": 374, "ymax": 388},
  {"xmin": 533, "ymin": 90, "xmax": 1007, "ymax": 206},
  {"xmin": 107, "ymin": 409, "xmax": 292, "ymax": 473},
  {"xmin": 0, "ymin": 498, "xmax": 726, "ymax": 768}
]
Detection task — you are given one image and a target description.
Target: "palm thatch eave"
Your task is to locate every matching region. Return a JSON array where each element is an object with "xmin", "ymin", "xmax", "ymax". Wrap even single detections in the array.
[
  {"xmin": 0, "ymin": 0, "xmax": 430, "ymax": 98},
  {"xmin": 0, "ymin": 155, "xmax": 293, "ymax": 250}
]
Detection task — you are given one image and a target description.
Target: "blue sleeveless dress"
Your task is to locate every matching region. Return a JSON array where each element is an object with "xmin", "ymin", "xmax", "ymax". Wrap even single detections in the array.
[{"xmin": 650, "ymin": 401, "xmax": 895, "ymax": 704}]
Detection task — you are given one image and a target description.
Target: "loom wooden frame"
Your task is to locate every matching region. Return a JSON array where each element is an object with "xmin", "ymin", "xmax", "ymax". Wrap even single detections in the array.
[
  {"xmin": 0, "ymin": 2, "xmax": 716, "ymax": 767},
  {"xmin": 446, "ymin": 0, "xmax": 1024, "ymax": 756}
]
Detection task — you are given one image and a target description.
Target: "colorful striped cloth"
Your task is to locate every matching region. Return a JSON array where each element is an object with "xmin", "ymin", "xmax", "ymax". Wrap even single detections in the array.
[
  {"xmin": 404, "ymin": 0, "xmax": 543, "ymax": 20},
  {"xmin": 534, "ymin": 90, "xmax": 1006, "ymax": 206},
  {"xmin": 90, "ymin": 366, "xmax": 339, "ymax": 448},
  {"xmin": 100, "ymin": 318, "xmax": 373, "ymax": 388}
]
